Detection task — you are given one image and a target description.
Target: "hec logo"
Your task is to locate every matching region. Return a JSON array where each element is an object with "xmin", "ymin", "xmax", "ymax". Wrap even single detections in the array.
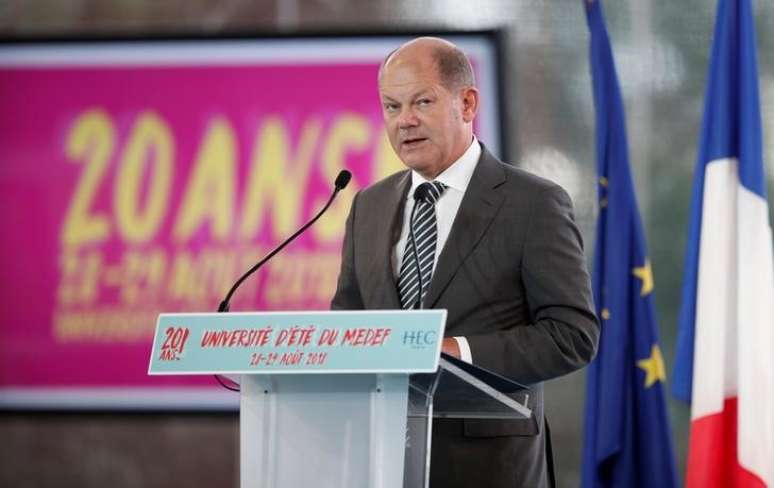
[
  {"xmin": 401, "ymin": 330, "xmax": 437, "ymax": 348},
  {"xmin": 158, "ymin": 326, "xmax": 190, "ymax": 361}
]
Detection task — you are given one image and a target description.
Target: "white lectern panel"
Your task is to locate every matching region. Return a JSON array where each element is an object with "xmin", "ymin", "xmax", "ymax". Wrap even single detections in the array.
[{"xmin": 240, "ymin": 374, "xmax": 409, "ymax": 488}]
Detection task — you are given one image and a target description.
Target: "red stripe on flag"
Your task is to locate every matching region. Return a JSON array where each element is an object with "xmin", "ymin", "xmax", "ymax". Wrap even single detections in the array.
[{"xmin": 687, "ymin": 397, "xmax": 766, "ymax": 488}]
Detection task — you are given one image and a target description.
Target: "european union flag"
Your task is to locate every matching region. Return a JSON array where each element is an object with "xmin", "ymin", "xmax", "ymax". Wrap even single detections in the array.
[{"xmin": 581, "ymin": 1, "xmax": 679, "ymax": 487}]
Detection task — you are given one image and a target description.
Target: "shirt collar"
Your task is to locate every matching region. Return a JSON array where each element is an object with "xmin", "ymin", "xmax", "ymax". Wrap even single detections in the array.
[{"xmin": 408, "ymin": 136, "xmax": 481, "ymax": 197}]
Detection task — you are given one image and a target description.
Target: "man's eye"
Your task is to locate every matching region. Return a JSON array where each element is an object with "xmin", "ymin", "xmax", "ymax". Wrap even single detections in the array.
[
  {"xmin": 417, "ymin": 99, "xmax": 432, "ymax": 106},
  {"xmin": 384, "ymin": 103, "xmax": 398, "ymax": 112}
]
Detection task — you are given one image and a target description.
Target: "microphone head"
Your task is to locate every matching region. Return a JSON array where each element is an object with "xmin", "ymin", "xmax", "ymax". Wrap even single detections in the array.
[{"xmin": 335, "ymin": 170, "xmax": 352, "ymax": 190}]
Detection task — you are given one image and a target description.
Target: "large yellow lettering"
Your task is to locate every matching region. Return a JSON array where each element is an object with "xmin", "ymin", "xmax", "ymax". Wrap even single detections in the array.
[
  {"xmin": 312, "ymin": 114, "xmax": 369, "ymax": 243},
  {"xmin": 114, "ymin": 111, "xmax": 173, "ymax": 244},
  {"xmin": 240, "ymin": 117, "xmax": 321, "ymax": 241},
  {"xmin": 173, "ymin": 117, "xmax": 236, "ymax": 243},
  {"xmin": 61, "ymin": 109, "xmax": 114, "ymax": 247}
]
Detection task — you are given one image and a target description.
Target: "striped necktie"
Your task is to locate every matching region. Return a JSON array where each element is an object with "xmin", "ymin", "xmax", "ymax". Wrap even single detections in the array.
[{"xmin": 398, "ymin": 181, "xmax": 447, "ymax": 309}]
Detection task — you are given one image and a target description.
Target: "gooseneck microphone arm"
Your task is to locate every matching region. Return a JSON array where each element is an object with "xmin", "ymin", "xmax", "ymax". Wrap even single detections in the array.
[
  {"xmin": 214, "ymin": 170, "xmax": 351, "ymax": 392},
  {"xmin": 217, "ymin": 170, "xmax": 352, "ymax": 313}
]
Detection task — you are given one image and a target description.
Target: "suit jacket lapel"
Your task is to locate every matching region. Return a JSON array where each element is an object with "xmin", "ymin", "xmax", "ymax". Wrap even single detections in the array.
[
  {"xmin": 370, "ymin": 170, "xmax": 410, "ymax": 309},
  {"xmin": 424, "ymin": 148, "xmax": 506, "ymax": 309}
]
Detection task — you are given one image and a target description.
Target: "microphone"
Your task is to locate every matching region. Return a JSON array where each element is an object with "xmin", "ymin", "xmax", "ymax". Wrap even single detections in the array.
[
  {"xmin": 214, "ymin": 169, "xmax": 351, "ymax": 392},
  {"xmin": 335, "ymin": 170, "xmax": 351, "ymax": 190},
  {"xmin": 217, "ymin": 169, "xmax": 352, "ymax": 313}
]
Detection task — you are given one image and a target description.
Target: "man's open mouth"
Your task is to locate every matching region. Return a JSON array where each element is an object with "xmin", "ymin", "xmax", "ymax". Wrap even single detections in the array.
[{"xmin": 402, "ymin": 138, "xmax": 427, "ymax": 147}]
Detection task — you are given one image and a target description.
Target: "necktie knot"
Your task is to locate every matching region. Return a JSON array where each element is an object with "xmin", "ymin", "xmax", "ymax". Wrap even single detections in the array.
[{"xmin": 415, "ymin": 181, "xmax": 447, "ymax": 205}]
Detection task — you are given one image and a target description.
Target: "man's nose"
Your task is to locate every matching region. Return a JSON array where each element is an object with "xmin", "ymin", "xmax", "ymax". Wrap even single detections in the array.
[{"xmin": 397, "ymin": 107, "xmax": 419, "ymax": 129}]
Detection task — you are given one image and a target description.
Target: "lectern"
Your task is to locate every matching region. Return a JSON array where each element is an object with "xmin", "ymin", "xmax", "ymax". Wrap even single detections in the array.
[{"xmin": 149, "ymin": 310, "xmax": 532, "ymax": 488}]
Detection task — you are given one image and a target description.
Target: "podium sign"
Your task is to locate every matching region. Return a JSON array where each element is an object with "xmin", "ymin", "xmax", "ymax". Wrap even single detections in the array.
[
  {"xmin": 146, "ymin": 309, "xmax": 531, "ymax": 488},
  {"xmin": 148, "ymin": 310, "xmax": 446, "ymax": 375}
]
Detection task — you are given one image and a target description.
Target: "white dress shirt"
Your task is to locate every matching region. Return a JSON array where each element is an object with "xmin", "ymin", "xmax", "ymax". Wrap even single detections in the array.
[{"xmin": 393, "ymin": 138, "xmax": 481, "ymax": 363}]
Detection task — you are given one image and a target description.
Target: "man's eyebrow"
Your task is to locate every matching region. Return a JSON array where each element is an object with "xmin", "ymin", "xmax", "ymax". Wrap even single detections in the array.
[
  {"xmin": 412, "ymin": 89, "xmax": 434, "ymax": 99},
  {"xmin": 381, "ymin": 89, "xmax": 434, "ymax": 102}
]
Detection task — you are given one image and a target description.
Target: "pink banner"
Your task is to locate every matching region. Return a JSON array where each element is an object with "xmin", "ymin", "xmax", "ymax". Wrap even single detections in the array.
[{"xmin": 0, "ymin": 39, "xmax": 498, "ymax": 407}]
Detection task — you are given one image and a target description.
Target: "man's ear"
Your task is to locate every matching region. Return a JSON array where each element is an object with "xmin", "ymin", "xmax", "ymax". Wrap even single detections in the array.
[{"xmin": 461, "ymin": 86, "xmax": 480, "ymax": 123}]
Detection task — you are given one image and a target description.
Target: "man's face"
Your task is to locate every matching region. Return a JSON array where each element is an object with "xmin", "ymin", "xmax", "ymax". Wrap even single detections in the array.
[{"xmin": 379, "ymin": 55, "xmax": 475, "ymax": 178}]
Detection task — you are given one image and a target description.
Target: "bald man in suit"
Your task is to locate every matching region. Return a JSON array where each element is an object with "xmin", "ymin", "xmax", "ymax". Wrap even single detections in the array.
[{"xmin": 331, "ymin": 37, "xmax": 599, "ymax": 488}]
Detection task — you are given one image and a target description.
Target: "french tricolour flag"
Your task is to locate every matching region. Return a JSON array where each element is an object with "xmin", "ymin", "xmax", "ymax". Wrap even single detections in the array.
[{"xmin": 672, "ymin": 0, "xmax": 774, "ymax": 487}]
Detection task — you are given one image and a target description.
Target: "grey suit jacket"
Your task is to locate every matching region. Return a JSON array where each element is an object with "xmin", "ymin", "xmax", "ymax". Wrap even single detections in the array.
[{"xmin": 331, "ymin": 146, "xmax": 599, "ymax": 488}]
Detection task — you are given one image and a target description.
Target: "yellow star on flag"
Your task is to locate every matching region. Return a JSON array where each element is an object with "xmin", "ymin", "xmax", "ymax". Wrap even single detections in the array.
[
  {"xmin": 637, "ymin": 344, "xmax": 666, "ymax": 388},
  {"xmin": 632, "ymin": 259, "xmax": 654, "ymax": 296}
]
